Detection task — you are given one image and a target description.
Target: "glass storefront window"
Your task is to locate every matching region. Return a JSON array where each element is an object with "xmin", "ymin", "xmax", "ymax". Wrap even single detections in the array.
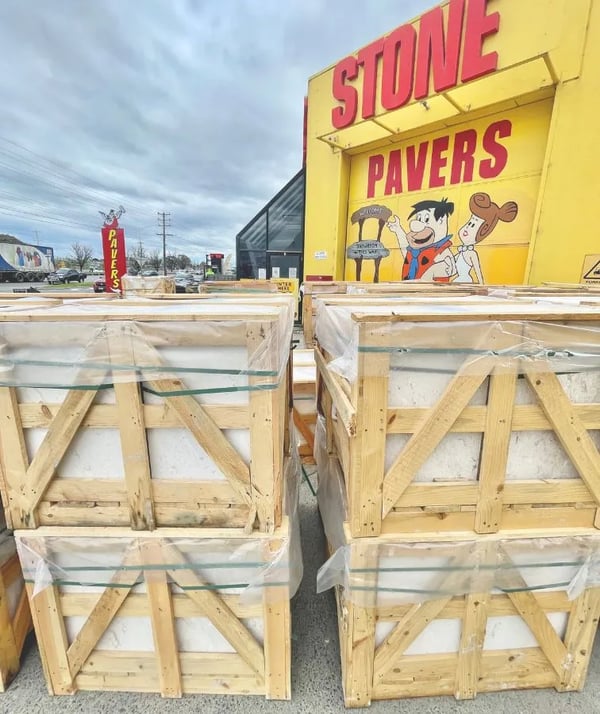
[
  {"xmin": 237, "ymin": 250, "xmax": 266, "ymax": 279},
  {"xmin": 237, "ymin": 213, "xmax": 267, "ymax": 252},
  {"xmin": 267, "ymin": 173, "xmax": 303, "ymax": 251}
]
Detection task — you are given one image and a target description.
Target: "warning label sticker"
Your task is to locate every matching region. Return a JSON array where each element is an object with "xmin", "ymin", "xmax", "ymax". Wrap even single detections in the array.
[{"xmin": 581, "ymin": 254, "xmax": 600, "ymax": 284}]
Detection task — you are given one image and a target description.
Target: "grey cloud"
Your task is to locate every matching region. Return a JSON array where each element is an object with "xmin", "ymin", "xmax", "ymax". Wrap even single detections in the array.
[{"xmin": 0, "ymin": 0, "xmax": 431, "ymax": 260}]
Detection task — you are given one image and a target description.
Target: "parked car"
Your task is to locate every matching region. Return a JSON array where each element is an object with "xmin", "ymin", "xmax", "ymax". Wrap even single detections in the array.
[
  {"xmin": 93, "ymin": 278, "xmax": 106, "ymax": 293},
  {"xmin": 47, "ymin": 268, "xmax": 87, "ymax": 284},
  {"xmin": 141, "ymin": 270, "xmax": 159, "ymax": 277}
]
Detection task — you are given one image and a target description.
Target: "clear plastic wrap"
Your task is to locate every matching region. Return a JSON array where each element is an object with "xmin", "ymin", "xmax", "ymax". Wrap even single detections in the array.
[
  {"xmin": 314, "ymin": 300, "xmax": 600, "ymax": 384},
  {"xmin": 121, "ymin": 275, "xmax": 175, "ymax": 294},
  {"xmin": 16, "ymin": 452, "xmax": 303, "ymax": 605},
  {"xmin": 0, "ymin": 298, "xmax": 295, "ymax": 392}
]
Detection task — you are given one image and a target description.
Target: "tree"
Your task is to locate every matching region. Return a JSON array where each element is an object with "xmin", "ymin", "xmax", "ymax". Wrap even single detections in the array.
[
  {"xmin": 70, "ymin": 242, "xmax": 93, "ymax": 271},
  {"xmin": 146, "ymin": 250, "xmax": 162, "ymax": 272},
  {"xmin": 176, "ymin": 254, "xmax": 191, "ymax": 270},
  {"xmin": 165, "ymin": 253, "xmax": 178, "ymax": 272}
]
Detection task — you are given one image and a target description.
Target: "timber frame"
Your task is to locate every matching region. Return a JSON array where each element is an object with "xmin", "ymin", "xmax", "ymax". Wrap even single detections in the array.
[{"xmin": 0, "ymin": 548, "xmax": 32, "ymax": 691}]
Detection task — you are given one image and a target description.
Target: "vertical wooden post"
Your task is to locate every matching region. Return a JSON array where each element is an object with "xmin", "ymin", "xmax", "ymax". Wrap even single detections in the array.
[
  {"xmin": 262, "ymin": 537, "xmax": 291, "ymax": 700},
  {"xmin": 0, "ymin": 563, "xmax": 20, "ymax": 691},
  {"xmin": 0, "ymin": 386, "xmax": 31, "ymax": 529},
  {"xmin": 348, "ymin": 323, "xmax": 390, "ymax": 537},
  {"xmin": 247, "ymin": 320, "xmax": 280, "ymax": 532},
  {"xmin": 340, "ymin": 540, "xmax": 378, "ymax": 707}
]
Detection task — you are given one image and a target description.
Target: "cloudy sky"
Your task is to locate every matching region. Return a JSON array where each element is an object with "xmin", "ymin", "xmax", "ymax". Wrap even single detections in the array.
[{"xmin": 0, "ymin": 0, "xmax": 432, "ymax": 262}]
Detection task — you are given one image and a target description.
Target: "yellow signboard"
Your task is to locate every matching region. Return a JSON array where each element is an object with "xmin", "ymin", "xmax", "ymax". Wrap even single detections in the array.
[
  {"xmin": 271, "ymin": 278, "xmax": 300, "ymax": 319},
  {"xmin": 344, "ymin": 99, "xmax": 552, "ymax": 285}
]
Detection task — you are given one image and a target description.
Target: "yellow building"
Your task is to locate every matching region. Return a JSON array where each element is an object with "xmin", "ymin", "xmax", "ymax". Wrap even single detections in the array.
[{"xmin": 304, "ymin": 0, "xmax": 600, "ymax": 286}]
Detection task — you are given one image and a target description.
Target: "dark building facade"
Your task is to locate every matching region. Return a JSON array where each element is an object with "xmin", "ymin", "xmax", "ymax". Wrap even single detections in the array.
[{"xmin": 236, "ymin": 169, "xmax": 305, "ymax": 281}]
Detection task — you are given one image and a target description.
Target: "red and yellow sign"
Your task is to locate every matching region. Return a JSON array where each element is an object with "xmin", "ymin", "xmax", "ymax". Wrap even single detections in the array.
[
  {"xmin": 101, "ymin": 227, "xmax": 127, "ymax": 293},
  {"xmin": 344, "ymin": 99, "xmax": 552, "ymax": 284}
]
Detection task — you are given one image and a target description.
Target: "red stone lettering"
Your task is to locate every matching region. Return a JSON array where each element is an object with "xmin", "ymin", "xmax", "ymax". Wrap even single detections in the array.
[
  {"xmin": 480, "ymin": 119, "xmax": 511, "ymax": 178},
  {"xmin": 332, "ymin": 56, "xmax": 359, "ymax": 129},
  {"xmin": 450, "ymin": 128, "xmax": 477, "ymax": 183},
  {"xmin": 384, "ymin": 150, "xmax": 403, "ymax": 195},
  {"xmin": 381, "ymin": 25, "xmax": 417, "ymax": 110},
  {"xmin": 414, "ymin": 0, "xmax": 465, "ymax": 99},
  {"xmin": 330, "ymin": 0, "xmax": 501, "ymax": 130},
  {"xmin": 367, "ymin": 154, "xmax": 385, "ymax": 198},
  {"xmin": 406, "ymin": 142, "xmax": 429, "ymax": 191},
  {"xmin": 364, "ymin": 117, "xmax": 511, "ymax": 196},
  {"xmin": 429, "ymin": 135, "xmax": 450, "ymax": 188},
  {"xmin": 461, "ymin": 0, "xmax": 500, "ymax": 82},
  {"xmin": 357, "ymin": 39, "xmax": 385, "ymax": 119}
]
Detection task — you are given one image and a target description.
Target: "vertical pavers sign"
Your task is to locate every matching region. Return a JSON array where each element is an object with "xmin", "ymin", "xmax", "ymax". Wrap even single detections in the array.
[{"xmin": 99, "ymin": 206, "xmax": 127, "ymax": 293}]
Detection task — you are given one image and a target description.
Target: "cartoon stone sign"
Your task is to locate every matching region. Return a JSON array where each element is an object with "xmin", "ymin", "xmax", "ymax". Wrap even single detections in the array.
[{"xmin": 346, "ymin": 204, "xmax": 391, "ymax": 282}]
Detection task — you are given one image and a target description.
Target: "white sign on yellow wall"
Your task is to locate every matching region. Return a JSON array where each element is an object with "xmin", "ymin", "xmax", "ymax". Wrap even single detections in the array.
[{"xmin": 344, "ymin": 98, "xmax": 553, "ymax": 284}]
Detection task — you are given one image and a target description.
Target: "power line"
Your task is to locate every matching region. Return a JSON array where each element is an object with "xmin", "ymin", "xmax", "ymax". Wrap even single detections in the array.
[{"xmin": 157, "ymin": 212, "xmax": 173, "ymax": 275}]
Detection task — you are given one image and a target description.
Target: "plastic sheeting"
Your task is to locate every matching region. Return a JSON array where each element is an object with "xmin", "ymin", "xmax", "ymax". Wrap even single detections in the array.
[
  {"xmin": 0, "ymin": 297, "xmax": 295, "ymax": 393},
  {"xmin": 16, "ymin": 452, "xmax": 303, "ymax": 605},
  {"xmin": 314, "ymin": 415, "xmax": 600, "ymax": 607},
  {"xmin": 314, "ymin": 299, "xmax": 600, "ymax": 384}
]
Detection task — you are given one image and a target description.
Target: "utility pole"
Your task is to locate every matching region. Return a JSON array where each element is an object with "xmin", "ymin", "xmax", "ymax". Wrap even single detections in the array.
[
  {"xmin": 33, "ymin": 230, "xmax": 40, "ymax": 243},
  {"xmin": 157, "ymin": 212, "xmax": 172, "ymax": 275}
]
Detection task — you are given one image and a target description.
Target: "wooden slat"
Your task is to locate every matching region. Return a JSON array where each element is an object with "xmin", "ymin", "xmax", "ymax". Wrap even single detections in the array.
[
  {"xmin": 18, "ymin": 402, "xmax": 250, "ymax": 429},
  {"xmin": 475, "ymin": 370, "xmax": 518, "ymax": 533},
  {"xmin": 342, "ymin": 543, "xmax": 378, "ymax": 707},
  {"xmin": 376, "ymin": 590, "xmax": 573, "ymax": 621},
  {"xmin": 59, "ymin": 592, "xmax": 262, "ymax": 619},
  {"xmin": 0, "ymin": 565, "xmax": 20, "ymax": 690},
  {"xmin": 262, "ymin": 539, "xmax": 291, "ymax": 700},
  {"xmin": 26, "ymin": 581, "xmax": 73, "ymax": 694},
  {"xmin": 349, "ymin": 329, "xmax": 390, "ymax": 537},
  {"xmin": 247, "ymin": 321, "xmax": 279, "ymax": 532},
  {"xmin": 506, "ymin": 590, "xmax": 568, "ymax": 678},
  {"xmin": 314, "ymin": 349, "xmax": 356, "ymax": 436},
  {"xmin": 11, "ymin": 586, "xmax": 32, "ymax": 656},
  {"xmin": 143, "ymin": 542, "xmax": 182, "ymax": 698},
  {"xmin": 161, "ymin": 539, "xmax": 265, "ymax": 682},
  {"xmin": 0, "ymin": 386, "xmax": 30, "ymax": 529},
  {"xmin": 386, "ymin": 403, "xmax": 600, "ymax": 433},
  {"xmin": 525, "ymin": 369, "xmax": 600, "ymax": 512},
  {"xmin": 558, "ymin": 587, "xmax": 600, "ymax": 691},
  {"xmin": 114, "ymin": 380, "xmax": 155, "ymax": 530},
  {"xmin": 293, "ymin": 406, "xmax": 315, "ymax": 453},
  {"xmin": 23, "ymin": 388, "xmax": 98, "ymax": 525},
  {"xmin": 382, "ymin": 358, "xmax": 494, "ymax": 518},
  {"xmin": 66, "ymin": 554, "xmax": 142, "ymax": 679}
]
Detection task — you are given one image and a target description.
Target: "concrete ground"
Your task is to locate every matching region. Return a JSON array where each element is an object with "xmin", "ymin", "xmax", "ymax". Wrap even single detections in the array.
[{"xmin": 3, "ymin": 473, "xmax": 599, "ymax": 714}]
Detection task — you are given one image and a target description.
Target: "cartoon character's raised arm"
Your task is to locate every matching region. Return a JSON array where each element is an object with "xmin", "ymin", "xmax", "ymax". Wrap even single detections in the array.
[{"xmin": 387, "ymin": 214, "xmax": 408, "ymax": 259}]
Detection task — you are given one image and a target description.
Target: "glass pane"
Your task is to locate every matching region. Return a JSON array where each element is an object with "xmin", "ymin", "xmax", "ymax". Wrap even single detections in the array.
[
  {"xmin": 268, "ymin": 254, "xmax": 301, "ymax": 279},
  {"xmin": 267, "ymin": 174, "xmax": 304, "ymax": 251},
  {"xmin": 238, "ymin": 213, "xmax": 267, "ymax": 252},
  {"xmin": 238, "ymin": 250, "xmax": 266, "ymax": 279}
]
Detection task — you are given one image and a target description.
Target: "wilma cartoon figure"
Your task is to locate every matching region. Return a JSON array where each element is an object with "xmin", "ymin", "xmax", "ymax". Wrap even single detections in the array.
[{"xmin": 456, "ymin": 193, "xmax": 518, "ymax": 283}]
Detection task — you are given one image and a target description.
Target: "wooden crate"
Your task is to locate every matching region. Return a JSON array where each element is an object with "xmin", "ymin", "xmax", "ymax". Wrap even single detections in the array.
[
  {"xmin": 329, "ymin": 529, "xmax": 600, "ymax": 707},
  {"xmin": 0, "ymin": 299, "xmax": 294, "ymax": 532},
  {"xmin": 0, "ymin": 534, "xmax": 32, "ymax": 691},
  {"xmin": 292, "ymin": 349, "xmax": 316, "ymax": 465},
  {"xmin": 315, "ymin": 298, "xmax": 600, "ymax": 538},
  {"xmin": 121, "ymin": 276, "xmax": 175, "ymax": 295},
  {"xmin": 15, "ymin": 523, "xmax": 294, "ymax": 698}
]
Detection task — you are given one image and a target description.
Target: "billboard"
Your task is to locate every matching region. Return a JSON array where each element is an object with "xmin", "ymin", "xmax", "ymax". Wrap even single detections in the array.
[
  {"xmin": 0, "ymin": 242, "xmax": 55, "ymax": 273},
  {"xmin": 343, "ymin": 98, "xmax": 553, "ymax": 284}
]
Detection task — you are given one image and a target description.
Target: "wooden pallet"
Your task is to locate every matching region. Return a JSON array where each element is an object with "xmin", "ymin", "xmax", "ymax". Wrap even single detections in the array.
[
  {"xmin": 0, "ymin": 538, "xmax": 32, "ymax": 691},
  {"xmin": 315, "ymin": 299, "xmax": 600, "ymax": 538},
  {"xmin": 16, "ymin": 524, "xmax": 292, "ymax": 698},
  {"xmin": 0, "ymin": 300, "xmax": 294, "ymax": 532},
  {"xmin": 334, "ymin": 541, "xmax": 600, "ymax": 707},
  {"xmin": 292, "ymin": 349, "xmax": 316, "ymax": 465}
]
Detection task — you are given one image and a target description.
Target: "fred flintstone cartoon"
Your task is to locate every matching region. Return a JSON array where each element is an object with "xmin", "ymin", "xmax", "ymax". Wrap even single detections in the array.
[{"xmin": 387, "ymin": 198, "xmax": 456, "ymax": 281}]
